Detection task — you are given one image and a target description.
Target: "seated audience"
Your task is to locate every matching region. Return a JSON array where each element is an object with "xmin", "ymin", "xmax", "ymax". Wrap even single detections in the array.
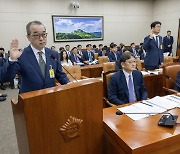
[
  {"xmin": 130, "ymin": 43, "xmax": 139, "ymax": 58},
  {"xmin": 96, "ymin": 44, "xmax": 103, "ymax": 56},
  {"xmin": 59, "ymin": 47, "xmax": 65, "ymax": 53},
  {"xmin": 70, "ymin": 47, "xmax": 83, "ymax": 65},
  {"xmin": 60, "ymin": 50, "xmax": 73, "ymax": 66},
  {"xmin": 65, "ymin": 44, "xmax": 71, "ymax": 57},
  {"xmin": 108, "ymin": 43, "xmax": 122, "ymax": 62},
  {"xmin": 83, "ymin": 44, "xmax": 94, "ymax": 64},
  {"xmin": 77, "ymin": 45, "xmax": 83, "ymax": 57},
  {"xmin": 51, "ymin": 46, "xmax": 56, "ymax": 51},
  {"xmin": 108, "ymin": 52, "xmax": 147, "ymax": 105},
  {"xmin": 138, "ymin": 43, "xmax": 146, "ymax": 60}
]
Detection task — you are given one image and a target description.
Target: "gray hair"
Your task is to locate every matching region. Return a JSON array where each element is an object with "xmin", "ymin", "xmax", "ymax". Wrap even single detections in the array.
[{"xmin": 26, "ymin": 21, "xmax": 46, "ymax": 35}]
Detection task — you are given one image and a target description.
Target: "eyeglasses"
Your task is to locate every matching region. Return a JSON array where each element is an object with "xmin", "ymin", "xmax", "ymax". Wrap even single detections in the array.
[{"xmin": 29, "ymin": 33, "xmax": 48, "ymax": 39}]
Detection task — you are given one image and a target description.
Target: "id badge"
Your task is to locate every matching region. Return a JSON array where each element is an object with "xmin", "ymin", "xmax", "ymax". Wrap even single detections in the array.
[{"xmin": 49, "ymin": 65, "xmax": 55, "ymax": 78}]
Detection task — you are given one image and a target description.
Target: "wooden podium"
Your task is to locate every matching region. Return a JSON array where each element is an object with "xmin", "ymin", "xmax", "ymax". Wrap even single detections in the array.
[{"xmin": 11, "ymin": 79, "xmax": 103, "ymax": 154}]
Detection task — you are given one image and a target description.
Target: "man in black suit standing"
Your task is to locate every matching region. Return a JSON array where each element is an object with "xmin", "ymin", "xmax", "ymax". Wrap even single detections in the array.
[{"xmin": 163, "ymin": 30, "xmax": 174, "ymax": 56}]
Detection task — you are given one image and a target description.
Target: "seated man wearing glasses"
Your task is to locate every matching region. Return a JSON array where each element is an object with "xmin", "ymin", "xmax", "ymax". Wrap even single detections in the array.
[
  {"xmin": 2, "ymin": 21, "xmax": 69, "ymax": 93},
  {"xmin": 108, "ymin": 52, "xmax": 147, "ymax": 105}
]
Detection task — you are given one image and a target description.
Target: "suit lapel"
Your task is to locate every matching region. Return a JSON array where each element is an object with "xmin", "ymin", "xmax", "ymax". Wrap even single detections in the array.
[
  {"xmin": 153, "ymin": 37, "xmax": 158, "ymax": 48},
  {"xmin": 26, "ymin": 46, "xmax": 44, "ymax": 80},
  {"xmin": 120, "ymin": 71, "xmax": 129, "ymax": 97},
  {"xmin": 45, "ymin": 49, "xmax": 51, "ymax": 80},
  {"xmin": 132, "ymin": 71, "xmax": 138, "ymax": 99}
]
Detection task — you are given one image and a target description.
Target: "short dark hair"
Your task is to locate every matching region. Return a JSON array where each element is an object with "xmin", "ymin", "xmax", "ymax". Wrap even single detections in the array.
[
  {"xmin": 77, "ymin": 44, "xmax": 82, "ymax": 48},
  {"xmin": 59, "ymin": 47, "xmax": 64, "ymax": 51},
  {"xmin": 130, "ymin": 43, "xmax": 135, "ymax": 46},
  {"xmin": 26, "ymin": 21, "xmax": 46, "ymax": 35},
  {"xmin": 71, "ymin": 47, "xmax": 77, "ymax": 52},
  {"xmin": 0, "ymin": 48, "xmax": 5, "ymax": 51},
  {"xmin": 65, "ymin": 44, "xmax": 70, "ymax": 47},
  {"xmin": 151, "ymin": 21, "xmax": 161, "ymax": 29},
  {"xmin": 86, "ymin": 44, "xmax": 92, "ymax": 47},
  {"xmin": 111, "ymin": 43, "xmax": 117, "ymax": 48},
  {"xmin": 120, "ymin": 52, "xmax": 135, "ymax": 63},
  {"xmin": 99, "ymin": 44, "xmax": 103, "ymax": 47},
  {"xmin": 110, "ymin": 42, "xmax": 114, "ymax": 48},
  {"xmin": 93, "ymin": 45, "xmax": 96, "ymax": 48},
  {"xmin": 167, "ymin": 30, "xmax": 171, "ymax": 33}
]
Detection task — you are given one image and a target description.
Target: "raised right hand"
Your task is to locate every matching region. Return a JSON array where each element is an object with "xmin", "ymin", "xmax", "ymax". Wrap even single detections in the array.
[{"xmin": 10, "ymin": 39, "xmax": 23, "ymax": 60}]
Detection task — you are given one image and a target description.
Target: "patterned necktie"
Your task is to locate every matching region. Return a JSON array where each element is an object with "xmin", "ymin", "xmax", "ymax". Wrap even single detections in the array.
[
  {"xmin": 38, "ymin": 51, "xmax": 46, "ymax": 77},
  {"xmin": 128, "ymin": 75, "xmax": 135, "ymax": 102}
]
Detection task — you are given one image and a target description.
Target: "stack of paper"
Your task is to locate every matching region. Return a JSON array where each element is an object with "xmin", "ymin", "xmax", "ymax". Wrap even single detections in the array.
[{"xmin": 117, "ymin": 95, "xmax": 180, "ymax": 121}]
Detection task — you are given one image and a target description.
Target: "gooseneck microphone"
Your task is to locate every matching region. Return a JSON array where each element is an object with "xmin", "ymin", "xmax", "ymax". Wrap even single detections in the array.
[
  {"xmin": 50, "ymin": 54, "xmax": 78, "ymax": 82},
  {"xmin": 165, "ymin": 74, "xmax": 180, "ymax": 89},
  {"xmin": 116, "ymin": 110, "xmax": 178, "ymax": 128}
]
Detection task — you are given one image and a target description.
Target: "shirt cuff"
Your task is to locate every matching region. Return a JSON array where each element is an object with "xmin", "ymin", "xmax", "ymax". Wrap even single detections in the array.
[{"xmin": 9, "ymin": 57, "xmax": 18, "ymax": 62}]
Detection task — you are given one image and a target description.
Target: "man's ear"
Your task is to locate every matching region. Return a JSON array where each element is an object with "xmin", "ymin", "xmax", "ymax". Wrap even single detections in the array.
[{"xmin": 121, "ymin": 62, "xmax": 125, "ymax": 68}]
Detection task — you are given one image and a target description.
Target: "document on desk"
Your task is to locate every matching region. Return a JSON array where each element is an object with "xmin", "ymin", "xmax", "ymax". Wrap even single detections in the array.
[
  {"xmin": 164, "ymin": 95, "xmax": 180, "ymax": 108},
  {"xmin": 132, "ymin": 101, "xmax": 166, "ymax": 114},
  {"xmin": 117, "ymin": 105, "xmax": 149, "ymax": 121},
  {"xmin": 146, "ymin": 96, "xmax": 177, "ymax": 110},
  {"xmin": 141, "ymin": 71, "xmax": 150, "ymax": 76}
]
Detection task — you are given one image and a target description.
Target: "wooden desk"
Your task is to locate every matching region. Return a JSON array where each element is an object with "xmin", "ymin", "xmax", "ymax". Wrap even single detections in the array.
[
  {"xmin": 103, "ymin": 106, "xmax": 180, "ymax": 154},
  {"xmin": 143, "ymin": 73, "xmax": 164, "ymax": 98},
  {"xmin": 81, "ymin": 64, "xmax": 103, "ymax": 78}
]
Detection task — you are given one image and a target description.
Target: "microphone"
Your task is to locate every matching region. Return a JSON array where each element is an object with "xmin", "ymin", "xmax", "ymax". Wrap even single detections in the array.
[
  {"xmin": 50, "ymin": 54, "xmax": 78, "ymax": 82},
  {"xmin": 116, "ymin": 110, "xmax": 178, "ymax": 128},
  {"xmin": 165, "ymin": 74, "xmax": 180, "ymax": 89}
]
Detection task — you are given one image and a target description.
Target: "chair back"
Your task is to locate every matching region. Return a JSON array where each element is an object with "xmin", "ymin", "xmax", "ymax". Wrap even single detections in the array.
[
  {"xmin": 98, "ymin": 56, "xmax": 108, "ymax": 64},
  {"xmin": 103, "ymin": 70, "xmax": 117, "ymax": 98},
  {"xmin": 94, "ymin": 53, "xmax": 98, "ymax": 60},
  {"xmin": 102, "ymin": 62, "xmax": 116, "ymax": 73},
  {"xmin": 164, "ymin": 56, "xmax": 173, "ymax": 65},
  {"xmin": 136, "ymin": 59, "xmax": 143, "ymax": 71},
  {"xmin": 163, "ymin": 63, "xmax": 180, "ymax": 89},
  {"xmin": 63, "ymin": 65, "xmax": 81, "ymax": 81}
]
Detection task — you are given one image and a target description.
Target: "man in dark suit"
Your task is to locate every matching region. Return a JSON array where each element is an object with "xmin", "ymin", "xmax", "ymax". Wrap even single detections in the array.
[
  {"xmin": 108, "ymin": 52, "xmax": 147, "ymax": 105},
  {"xmin": 143, "ymin": 21, "xmax": 164, "ymax": 70},
  {"xmin": 174, "ymin": 71, "xmax": 180, "ymax": 91},
  {"xmin": 95, "ymin": 44, "xmax": 103, "ymax": 57},
  {"xmin": 163, "ymin": 30, "xmax": 174, "ymax": 56},
  {"xmin": 129, "ymin": 43, "xmax": 139, "ymax": 57},
  {"xmin": 82, "ymin": 44, "xmax": 94, "ymax": 64},
  {"xmin": 2, "ymin": 21, "xmax": 69, "ymax": 93},
  {"xmin": 108, "ymin": 43, "xmax": 122, "ymax": 62},
  {"xmin": 70, "ymin": 47, "xmax": 83, "ymax": 65}
]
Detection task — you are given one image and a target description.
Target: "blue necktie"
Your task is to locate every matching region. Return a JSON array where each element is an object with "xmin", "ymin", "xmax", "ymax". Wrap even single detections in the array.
[
  {"xmin": 128, "ymin": 75, "xmax": 135, "ymax": 102},
  {"xmin": 89, "ymin": 52, "xmax": 93, "ymax": 62}
]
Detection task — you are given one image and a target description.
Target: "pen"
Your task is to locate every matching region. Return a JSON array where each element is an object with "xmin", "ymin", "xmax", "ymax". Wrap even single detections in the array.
[{"xmin": 140, "ymin": 101, "xmax": 153, "ymax": 107}]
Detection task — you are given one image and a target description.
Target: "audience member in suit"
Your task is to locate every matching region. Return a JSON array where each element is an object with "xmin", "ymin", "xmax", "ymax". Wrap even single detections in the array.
[
  {"xmin": 108, "ymin": 52, "xmax": 147, "ymax": 105},
  {"xmin": 108, "ymin": 43, "xmax": 122, "ymax": 62},
  {"xmin": 174, "ymin": 71, "xmax": 180, "ymax": 91},
  {"xmin": 95, "ymin": 44, "xmax": 103, "ymax": 56},
  {"xmin": 65, "ymin": 44, "xmax": 71, "ymax": 57},
  {"xmin": 77, "ymin": 44, "xmax": 83, "ymax": 57},
  {"xmin": 0, "ymin": 48, "xmax": 9, "ymax": 59},
  {"xmin": 163, "ymin": 30, "xmax": 174, "ymax": 56},
  {"xmin": 2, "ymin": 21, "xmax": 69, "ymax": 93},
  {"xmin": 51, "ymin": 45, "xmax": 56, "ymax": 51},
  {"xmin": 82, "ymin": 44, "xmax": 94, "ymax": 64},
  {"xmin": 143, "ymin": 21, "xmax": 164, "ymax": 70},
  {"xmin": 103, "ymin": 45, "xmax": 110, "ymax": 56},
  {"xmin": 60, "ymin": 50, "xmax": 72, "ymax": 66},
  {"xmin": 130, "ymin": 43, "xmax": 139, "ymax": 57},
  {"xmin": 59, "ymin": 47, "xmax": 65, "ymax": 54},
  {"xmin": 70, "ymin": 47, "xmax": 83, "ymax": 65},
  {"xmin": 138, "ymin": 43, "xmax": 146, "ymax": 60}
]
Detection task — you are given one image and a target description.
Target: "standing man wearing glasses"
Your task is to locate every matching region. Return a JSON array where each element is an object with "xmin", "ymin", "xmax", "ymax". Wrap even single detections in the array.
[
  {"xmin": 108, "ymin": 52, "xmax": 147, "ymax": 105},
  {"xmin": 3, "ymin": 21, "xmax": 69, "ymax": 93}
]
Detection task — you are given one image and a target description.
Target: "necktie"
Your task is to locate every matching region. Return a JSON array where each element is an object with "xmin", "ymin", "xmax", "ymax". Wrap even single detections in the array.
[
  {"xmin": 89, "ymin": 52, "xmax": 93, "ymax": 62},
  {"xmin": 38, "ymin": 51, "xmax": 46, "ymax": 77},
  {"xmin": 128, "ymin": 75, "xmax": 135, "ymax": 102},
  {"xmin": 156, "ymin": 36, "xmax": 159, "ymax": 48}
]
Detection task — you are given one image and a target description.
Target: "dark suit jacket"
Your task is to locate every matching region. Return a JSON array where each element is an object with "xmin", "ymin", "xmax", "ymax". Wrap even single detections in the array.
[
  {"xmin": 3, "ymin": 45, "xmax": 69, "ymax": 93},
  {"xmin": 143, "ymin": 35, "xmax": 164, "ymax": 67},
  {"xmin": 70, "ymin": 53, "xmax": 83, "ymax": 64},
  {"xmin": 82, "ymin": 51, "xmax": 94, "ymax": 62},
  {"xmin": 163, "ymin": 36, "xmax": 174, "ymax": 53},
  {"xmin": 108, "ymin": 51, "xmax": 122, "ymax": 62},
  {"xmin": 108, "ymin": 70, "xmax": 147, "ymax": 105},
  {"xmin": 130, "ymin": 48, "xmax": 139, "ymax": 57}
]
